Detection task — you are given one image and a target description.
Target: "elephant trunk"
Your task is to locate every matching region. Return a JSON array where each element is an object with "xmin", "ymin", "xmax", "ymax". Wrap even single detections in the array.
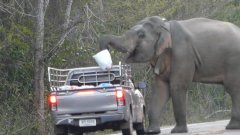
[{"xmin": 98, "ymin": 32, "xmax": 135, "ymax": 53}]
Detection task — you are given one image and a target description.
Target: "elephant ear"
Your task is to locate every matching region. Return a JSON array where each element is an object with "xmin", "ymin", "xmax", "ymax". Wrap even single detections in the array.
[
  {"xmin": 146, "ymin": 16, "xmax": 171, "ymax": 56},
  {"xmin": 154, "ymin": 22, "xmax": 171, "ymax": 56}
]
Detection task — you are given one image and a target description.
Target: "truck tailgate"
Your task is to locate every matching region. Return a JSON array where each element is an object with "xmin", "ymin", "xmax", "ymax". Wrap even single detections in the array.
[{"xmin": 56, "ymin": 88, "xmax": 117, "ymax": 114}]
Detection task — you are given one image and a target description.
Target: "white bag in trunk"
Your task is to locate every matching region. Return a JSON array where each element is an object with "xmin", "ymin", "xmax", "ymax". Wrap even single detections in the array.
[{"xmin": 93, "ymin": 49, "xmax": 112, "ymax": 70}]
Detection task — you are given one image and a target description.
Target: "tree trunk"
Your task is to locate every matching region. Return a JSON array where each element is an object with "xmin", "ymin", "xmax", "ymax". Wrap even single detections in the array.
[
  {"xmin": 34, "ymin": 0, "xmax": 46, "ymax": 134},
  {"xmin": 45, "ymin": 0, "xmax": 74, "ymax": 59},
  {"xmin": 99, "ymin": 0, "xmax": 104, "ymax": 17},
  {"xmin": 63, "ymin": 0, "xmax": 73, "ymax": 30}
]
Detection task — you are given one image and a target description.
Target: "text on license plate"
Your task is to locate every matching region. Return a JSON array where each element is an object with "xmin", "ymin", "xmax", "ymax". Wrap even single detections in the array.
[{"xmin": 79, "ymin": 119, "xmax": 96, "ymax": 127}]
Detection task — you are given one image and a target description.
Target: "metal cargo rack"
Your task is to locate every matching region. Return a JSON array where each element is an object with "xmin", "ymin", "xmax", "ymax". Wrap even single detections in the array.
[{"xmin": 48, "ymin": 62, "xmax": 132, "ymax": 91}]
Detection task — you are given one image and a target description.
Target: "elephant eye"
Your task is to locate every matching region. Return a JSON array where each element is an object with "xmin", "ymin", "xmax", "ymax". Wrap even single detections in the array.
[{"xmin": 137, "ymin": 31, "xmax": 145, "ymax": 39}]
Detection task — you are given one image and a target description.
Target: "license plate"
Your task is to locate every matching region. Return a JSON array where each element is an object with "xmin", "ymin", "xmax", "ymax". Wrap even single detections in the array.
[{"xmin": 79, "ymin": 119, "xmax": 96, "ymax": 127}]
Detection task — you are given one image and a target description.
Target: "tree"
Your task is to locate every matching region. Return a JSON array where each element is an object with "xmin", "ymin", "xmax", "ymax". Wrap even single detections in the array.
[{"xmin": 34, "ymin": 0, "xmax": 48, "ymax": 134}]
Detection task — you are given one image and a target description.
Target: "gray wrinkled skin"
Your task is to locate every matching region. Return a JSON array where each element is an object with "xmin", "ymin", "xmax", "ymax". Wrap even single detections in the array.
[{"xmin": 98, "ymin": 16, "xmax": 240, "ymax": 133}]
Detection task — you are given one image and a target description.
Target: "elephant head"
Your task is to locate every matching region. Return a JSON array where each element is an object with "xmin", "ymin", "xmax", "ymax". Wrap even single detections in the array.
[{"xmin": 98, "ymin": 16, "xmax": 171, "ymax": 63}]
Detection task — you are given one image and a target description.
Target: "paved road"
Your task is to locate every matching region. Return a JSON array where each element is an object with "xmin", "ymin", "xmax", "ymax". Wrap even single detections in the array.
[{"xmin": 111, "ymin": 120, "xmax": 240, "ymax": 135}]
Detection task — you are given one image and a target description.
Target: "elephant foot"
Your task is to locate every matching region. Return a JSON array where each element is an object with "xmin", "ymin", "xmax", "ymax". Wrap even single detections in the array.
[
  {"xmin": 226, "ymin": 119, "xmax": 240, "ymax": 129},
  {"xmin": 144, "ymin": 126, "xmax": 161, "ymax": 134},
  {"xmin": 171, "ymin": 125, "xmax": 188, "ymax": 133}
]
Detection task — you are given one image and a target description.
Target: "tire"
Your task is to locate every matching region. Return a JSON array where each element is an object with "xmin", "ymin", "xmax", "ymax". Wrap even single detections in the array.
[
  {"xmin": 135, "ymin": 117, "xmax": 145, "ymax": 135},
  {"xmin": 54, "ymin": 125, "xmax": 68, "ymax": 135},
  {"xmin": 135, "ymin": 108, "xmax": 145, "ymax": 135},
  {"xmin": 122, "ymin": 113, "xmax": 134, "ymax": 135},
  {"xmin": 73, "ymin": 132, "xmax": 84, "ymax": 135}
]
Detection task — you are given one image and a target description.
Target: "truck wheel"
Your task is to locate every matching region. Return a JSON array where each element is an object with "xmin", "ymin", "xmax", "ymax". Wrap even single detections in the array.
[
  {"xmin": 73, "ymin": 132, "xmax": 83, "ymax": 135},
  {"xmin": 54, "ymin": 125, "xmax": 68, "ymax": 135},
  {"xmin": 122, "ymin": 113, "xmax": 134, "ymax": 135},
  {"xmin": 135, "ymin": 114, "xmax": 145, "ymax": 135},
  {"xmin": 134, "ymin": 108, "xmax": 145, "ymax": 135}
]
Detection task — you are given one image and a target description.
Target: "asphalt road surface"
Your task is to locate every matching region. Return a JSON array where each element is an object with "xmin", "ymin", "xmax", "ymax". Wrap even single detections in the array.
[{"xmin": 111, "ymin": 120, "xmax": 240, "ymax": 135}]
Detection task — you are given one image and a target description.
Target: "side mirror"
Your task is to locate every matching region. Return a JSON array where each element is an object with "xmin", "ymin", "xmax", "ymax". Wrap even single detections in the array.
[{"xmin": 137, "ymin": 81, "xmax": 146, "ymax": 89}]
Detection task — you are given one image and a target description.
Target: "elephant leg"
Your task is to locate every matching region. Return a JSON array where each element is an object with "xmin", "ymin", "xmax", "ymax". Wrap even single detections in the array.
[
  {"xmin": 170, "ymin": 61, "xmax": 194, "ymax": 133},
  {"xmin": 224, "ymin": 66, "xmax": 240, "ymax": 129},
  {"xmin": 170, "ymin": 81, "xmax": 188, "ymax": 133},
  {"xmin": 146, "ymin": 78, "xmax": 170, "ymax": 134},
  {"xmin": 226, "ymin": 92, "xmax": 240, "ymax": 129},
  {"xmin": 224, "ymin": 85, "xmax": 240, "ymax": 129}
]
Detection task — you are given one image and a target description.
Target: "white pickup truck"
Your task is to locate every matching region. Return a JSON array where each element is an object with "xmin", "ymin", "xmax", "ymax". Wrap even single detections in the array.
[{"xmin": 48, "ymin": 63, "xmax": 146, "ymax": 135}]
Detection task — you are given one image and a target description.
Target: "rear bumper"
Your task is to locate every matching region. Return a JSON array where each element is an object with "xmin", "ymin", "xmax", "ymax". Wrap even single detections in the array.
[{"xmin": 53, "ymin": 111, "xmax": 126, "ymax": 127}]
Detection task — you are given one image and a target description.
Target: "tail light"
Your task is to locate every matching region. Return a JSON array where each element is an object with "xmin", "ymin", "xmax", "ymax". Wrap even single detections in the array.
[
  {"xmin": 48, "ymin": 94, "xmax": 57, "ymax": 111},
  {"xmin": 116, "ymin": 88, "xmax": 125, "ymax": 106}
]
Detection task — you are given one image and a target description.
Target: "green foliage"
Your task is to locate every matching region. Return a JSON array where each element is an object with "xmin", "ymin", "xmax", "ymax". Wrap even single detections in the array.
[
  {"xmin": 212, "ymin": 1, "xmax": 240, "ymax": 26},
  {"xmin": 0, "ymin": 19, "xmax": 35, "ymax": 134}
]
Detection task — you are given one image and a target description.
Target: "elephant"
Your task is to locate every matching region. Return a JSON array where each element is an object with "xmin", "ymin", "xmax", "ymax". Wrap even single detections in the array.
[{"xmin": 98, "ymin": 16, "xmax": 240, "ymax": 134}]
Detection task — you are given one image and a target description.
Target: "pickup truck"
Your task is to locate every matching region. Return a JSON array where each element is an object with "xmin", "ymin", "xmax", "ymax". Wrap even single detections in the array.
[{"xmin": 48, "ymin": 63, "xmax": 146, "ymax": 135}]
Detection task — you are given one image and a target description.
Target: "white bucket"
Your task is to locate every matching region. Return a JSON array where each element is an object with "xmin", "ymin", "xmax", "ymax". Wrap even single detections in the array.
[{"xmin": 93, "ymin": 49, "xmax": 112, "ymax": 70}]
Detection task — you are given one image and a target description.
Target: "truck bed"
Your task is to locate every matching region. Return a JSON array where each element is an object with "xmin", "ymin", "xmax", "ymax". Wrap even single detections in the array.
[{"xmin": 48, "ymin": 63, "xmax": 132, "ymax": 115}]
